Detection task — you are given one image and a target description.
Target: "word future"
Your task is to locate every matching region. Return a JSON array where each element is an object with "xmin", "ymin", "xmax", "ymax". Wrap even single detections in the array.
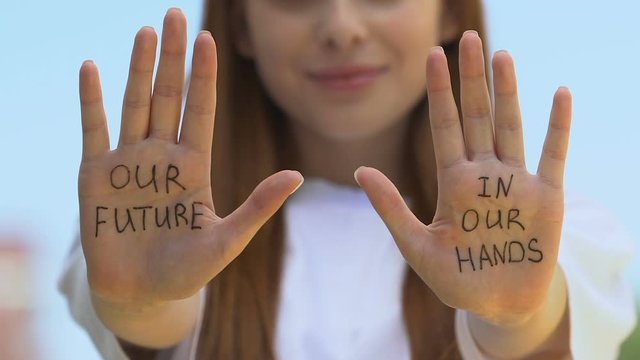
[
  {"xmin": 455, "ymin": 175, "xmax": 543, "ymax": 273},
  {"xmin": 94, "ymin": 164, "xmax": 204, "ymax": 237}
]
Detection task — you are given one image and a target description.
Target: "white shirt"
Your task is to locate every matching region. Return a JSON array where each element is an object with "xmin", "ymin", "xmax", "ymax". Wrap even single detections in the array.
[
  {"xmin": 58, "ymin": 178, "xmax": 637, "ymax": 359},
  {"xmin": 276, "ymin": 177, "xmax": 410, "ymax": 360}
]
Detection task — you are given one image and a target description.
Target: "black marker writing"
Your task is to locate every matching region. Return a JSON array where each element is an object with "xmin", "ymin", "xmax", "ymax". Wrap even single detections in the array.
[
  {"xmin": 135, "ymin": 165, "xmax": 158, "ymax": 193},
  {"xmin": 478, "ymin": 176, "xmax": 491, "ymax": 198},
  {"xmin": 166, "ymin": 164, "xmax": 186, "ymax": 194},
  {"xmin": 486, "ymin": 209, "xmax": 503, "ymax": 230},
  {"xmin": 110, "ymin": 164, "xmax": 130, "ymax": 189},
  {"xmin": 115, "ymin": 207, "xmax": 136, "ymax": 233},
  {"xmin": 508, "ymin": 241, "xmax": 525, "ymax": 263},
  {"xmin": 95, "ymin": 206, "xmax": 108, "ymax": 237},
  {"xmin": 455, "ymin": 174, "xmax": 543, "ymax": 272},
  {"xmin": 479, "ymin": 244, "xmax": 493, "ymax": 270},
  {"xmin": 497, "ymin": 174, "xmax": 514, "ymax": 199},
  {"xmin": 493, "ymin": 242, "xmax": 507, "ymax": 264},
  {"xmin": 94, "ymin": 201, "xmax": 206, "ymax": 237},
  {"xmin": 476, "ymin": 174, "xmax": 514, "ymax": 199},
  {"xmin": 507, "ymin": 209, "xmax": 525, "ymax": 231},
  {"xmin": 456, "ymin": 246, "xmax": 475, "ymax": 272},
  {"xmin": 191, "ymin": 202, "xmax": 203, "ymax": 230},
  {"xmin": 108, "ymin": 164, "xmax": 186, "ymax": 194},
  {"xmin": 133, "ymin": 206, "xmax": 152, "ymax": 231},
  {"xmin": 461, "ymin": 208, "xmax": 524, "ymax": 232},
  {"xmin": 455, "ymin": 238, "xmax": 543, "ymax": 273},
  {"xmin": 527, "ymin": 238, "xmax": 543, "ymax": 263},
  {"xmin": 95, "ymin": 163, "xmax": 206, "ymax": 237},
  {"xmin": 174, "ymin": 203, "xmax": 188, "ymax": 227},
  {"xmin": 462, "ymin": 209, "xmax": 479, "ymax": 232},
  {"xmin": 155, "ymin": 206, "xmax": 172, "ymax": 229}
]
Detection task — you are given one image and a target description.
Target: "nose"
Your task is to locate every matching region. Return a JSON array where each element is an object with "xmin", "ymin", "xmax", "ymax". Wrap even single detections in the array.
[{"xmin": 316, "ymin": 1, "xmax": 368, "ymax": 52}]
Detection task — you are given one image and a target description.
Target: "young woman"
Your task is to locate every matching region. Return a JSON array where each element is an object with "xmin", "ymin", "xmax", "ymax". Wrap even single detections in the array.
[{"xmin": 59, "ymin": 1, "xmax": 636, "ymax": 359}]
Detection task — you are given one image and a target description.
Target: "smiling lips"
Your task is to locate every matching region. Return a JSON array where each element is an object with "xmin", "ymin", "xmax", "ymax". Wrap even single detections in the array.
[{"xmin": 307, "ymin": 65, "xmax": 388, "ymax": 91}]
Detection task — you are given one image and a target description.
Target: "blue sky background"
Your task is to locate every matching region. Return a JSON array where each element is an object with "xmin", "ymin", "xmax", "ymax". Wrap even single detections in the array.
[{"xmin": 1, "ymin": 1, "xmax": 638, "ymax": 358}]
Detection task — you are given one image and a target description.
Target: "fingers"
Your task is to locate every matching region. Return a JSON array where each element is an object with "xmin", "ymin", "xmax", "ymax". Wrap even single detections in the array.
[
  {"xmin": 459, "ymin": 31, "xmax": 495, "ymax": 160},
  {"xmin": 149, "ymin": 8, "xmax": 187, "ymax": 142},
  {"xmin": 119, "ymin": 27, "xmax": 157, "ymax": 146},
  {"xmin": 537, "ymin": 87, "xmax": 572, "ymax": 188},
  {"xmin": 215, "ymin": 170, "xmax": 304, "ymax": 260},
  {"xmin": 492, "ymin": 50, "xmax": 525, "ymax": 167},
  {"xmin": 426, "ymin": 47, "xmax": 467, "ymax": 169},
  {"xmin": 179, "ymin": 31, "xmax": 217, "ymax": 153},
  {"xmin": 354, "ymin": 166, "xmax": 428, "ymax": 266},
  {"xmin": 79, "ymin": 60, "xmax": 110, "ymax": 160}
]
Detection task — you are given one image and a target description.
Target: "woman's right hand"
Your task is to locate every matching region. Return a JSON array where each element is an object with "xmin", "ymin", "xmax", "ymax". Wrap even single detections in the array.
[{"xmin": 78, "ymin": 8, "xmax": 302, "ymax": 313}]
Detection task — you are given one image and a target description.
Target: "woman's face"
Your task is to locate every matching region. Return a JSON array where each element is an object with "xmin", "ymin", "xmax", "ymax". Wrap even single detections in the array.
[{"xmin": 240, "ymin": 0, "xmax": 447, "ymax": 141}]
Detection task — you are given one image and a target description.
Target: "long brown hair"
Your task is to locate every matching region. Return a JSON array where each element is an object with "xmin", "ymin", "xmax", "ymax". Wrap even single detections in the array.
[{"xmin": 197, "ymin": 1, "xmax": 487, "ymax": 359}]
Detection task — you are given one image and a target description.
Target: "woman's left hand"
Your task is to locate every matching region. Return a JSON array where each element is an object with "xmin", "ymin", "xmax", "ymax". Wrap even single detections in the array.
[{"xmin": 356, "ymin": 30, "xmax": 572, "ymax": 327}]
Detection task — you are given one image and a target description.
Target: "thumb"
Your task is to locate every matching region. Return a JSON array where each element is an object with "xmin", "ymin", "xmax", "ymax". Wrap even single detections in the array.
[
  {"xmin": 354, "ymin": 166, "xmax": 430, "ymax": 266},
  {"xmin": 215, "ymin": 170, "xmax": 303, "ymax": 261}
]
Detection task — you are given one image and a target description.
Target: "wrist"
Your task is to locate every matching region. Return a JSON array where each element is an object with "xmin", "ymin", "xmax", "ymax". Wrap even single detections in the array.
[
  {"xmin": 474, "ymin": 264, "xmax": 568, "ymax": 328},
  {"xmin": 91, "ymin": 292, "xmax": 171, "ymax": 317},
  {"xmin": 467, "ymin": 264, "xmax": 569, "ymax": 357},
  {"xmin": 91, "ymin": 291, "xmax": 202, "ymax": 349}
]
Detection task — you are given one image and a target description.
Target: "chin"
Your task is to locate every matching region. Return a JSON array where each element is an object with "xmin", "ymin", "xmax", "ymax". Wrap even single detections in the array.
[{"xmin": 311, "ymin": 116, "xmax": 401, "ymax": 143}]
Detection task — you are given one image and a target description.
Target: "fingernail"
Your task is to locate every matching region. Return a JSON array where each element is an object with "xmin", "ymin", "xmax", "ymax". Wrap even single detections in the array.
[
  {"xmin": 430, "ymin": 46, "xmax": 444, "ymax": 54},
  {"xmin": 354, "ymin": 166, "xmax": 364, "ymax": 186},
  {"xmin": 464, "ymin": 29, "xmax": 479, "ymax": 36},
  {"xmin": 199, "ymin": 30, "xmax": 212, "ymax": 37},
  {"xmin": 289, "ymin": 172, "xmax": 304, "ymax": 195},
  {"xmin": 557, "ymin": 86, "xmax": 571, "ymax": 96}
]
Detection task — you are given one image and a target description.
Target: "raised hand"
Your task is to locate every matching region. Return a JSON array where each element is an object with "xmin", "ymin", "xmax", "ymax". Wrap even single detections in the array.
[
  {"xmin": 78, "ymin": 9, "xmax": 302, "ymax": 309},
  {"xmin": 356, "ymin": 30, "xmax": 571, "ymax": 326}
]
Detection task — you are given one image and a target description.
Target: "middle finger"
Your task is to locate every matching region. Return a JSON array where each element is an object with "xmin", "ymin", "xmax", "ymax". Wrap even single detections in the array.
[
  {"xmin": 149, "ymin": 8, "xmax": 187, "ymax": 142},
  {"xmin": 459, "ymin": 31, "xmax": 495, "ymax": 161}
]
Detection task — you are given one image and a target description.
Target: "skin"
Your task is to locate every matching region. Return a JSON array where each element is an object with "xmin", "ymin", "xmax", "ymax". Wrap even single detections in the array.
[
  {"xmin": 239, "ymin": 0, "xmax": 571, "ymax": 356},
  {"xmin": 79, "ymin": 10, "xmax": 302, "ymax": 348},
  {"xmin": 78, "ymin": 3, "xmax": 572, "ymax": 357},
  {"xmin": 355, "ymin": 30, "xmax": 573, "ymax": 360},
  {"xmin": 239, "ymin": 0, "xmax": 445, "ymax": 191}
]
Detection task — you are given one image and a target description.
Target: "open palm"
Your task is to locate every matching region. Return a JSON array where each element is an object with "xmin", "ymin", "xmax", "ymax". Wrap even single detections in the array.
[
  {"xmin": 78, "ymin": 9, "xmax": 302, "ymax": 306},
  {"xmin": 357, "ymin": 31, "xmax": 571, "ymax": 325}
]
